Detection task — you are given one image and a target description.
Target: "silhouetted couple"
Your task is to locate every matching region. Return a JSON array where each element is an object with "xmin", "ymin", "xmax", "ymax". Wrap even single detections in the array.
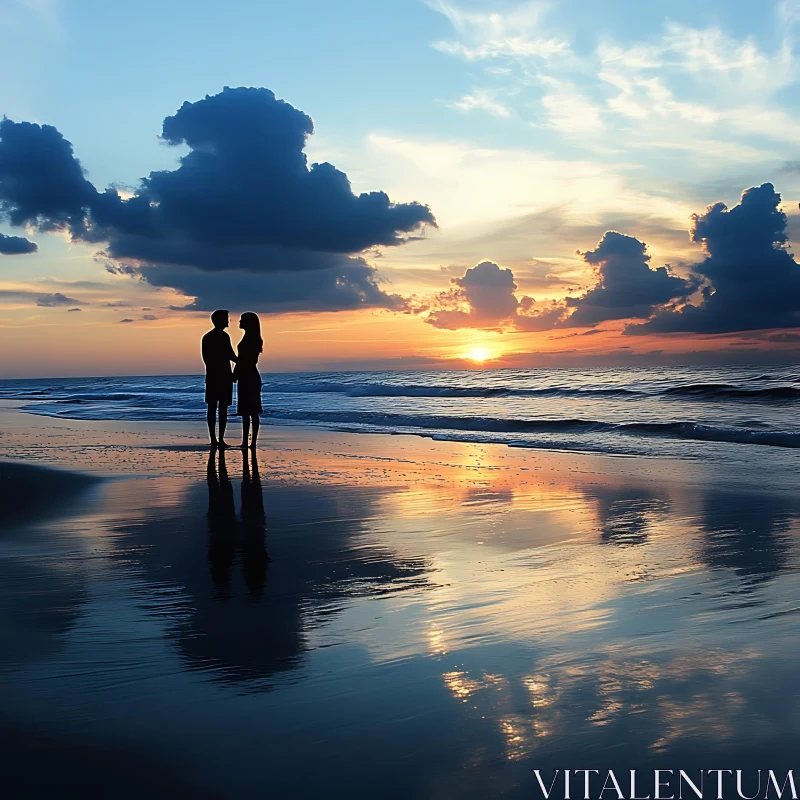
[{"xmin": 202, "ymin": 309, "xmax": 263, "ymax": 450}]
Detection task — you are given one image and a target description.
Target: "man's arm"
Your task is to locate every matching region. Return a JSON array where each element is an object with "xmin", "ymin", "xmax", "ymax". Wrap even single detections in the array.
[{"xmin": 201, "ymin": 333, "xmax": 210, "ymax": 366}]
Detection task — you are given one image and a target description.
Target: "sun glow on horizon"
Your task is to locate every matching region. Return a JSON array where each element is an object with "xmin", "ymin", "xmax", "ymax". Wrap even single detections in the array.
[{"xmin": 464, "ymin": 346, "xmax": 492, "ymax": 363}]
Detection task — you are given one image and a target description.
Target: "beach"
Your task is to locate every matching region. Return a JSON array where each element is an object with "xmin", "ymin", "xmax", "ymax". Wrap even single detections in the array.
[{"xmin": 1, "ymin": 396, "xmax": 800, "ymax": 797}]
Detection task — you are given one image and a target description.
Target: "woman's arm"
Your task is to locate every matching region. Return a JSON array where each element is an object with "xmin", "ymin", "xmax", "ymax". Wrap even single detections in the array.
[{"xmin": 227, "ymin": 336, "xmax": 238, "ymax": 363}]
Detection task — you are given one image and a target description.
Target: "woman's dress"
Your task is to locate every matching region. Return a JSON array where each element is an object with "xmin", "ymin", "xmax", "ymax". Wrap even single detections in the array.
[{"xmin": 235, "ymin": 338, "xmax": 263, "ymax": 416}]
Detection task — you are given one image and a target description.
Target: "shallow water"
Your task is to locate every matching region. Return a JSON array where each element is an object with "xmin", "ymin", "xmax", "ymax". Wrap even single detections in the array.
[
  {"xmin": 3, "ymin": 365, "xmax": 800, "ymax": 458},
  {"xmin": 1, "ymin": 420, "xmax": 799, "ymax": 797}
]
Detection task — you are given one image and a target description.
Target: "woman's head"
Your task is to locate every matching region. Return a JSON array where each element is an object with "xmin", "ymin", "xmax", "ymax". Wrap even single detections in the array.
[{"xmin": 239, "ymin": 312, "xmax": 263, "ymax": 352}]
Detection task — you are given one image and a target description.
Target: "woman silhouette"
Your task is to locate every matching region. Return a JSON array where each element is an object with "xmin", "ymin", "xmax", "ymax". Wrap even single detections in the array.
[{"xmin": 235, "ymin": 312, "xmax": 263, "ymax": 450}]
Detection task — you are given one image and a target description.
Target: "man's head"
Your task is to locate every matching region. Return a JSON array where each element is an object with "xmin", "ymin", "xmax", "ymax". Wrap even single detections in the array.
[{"xmin": 210, "ymin": 309, "xmax": 229, "ymax": 329}]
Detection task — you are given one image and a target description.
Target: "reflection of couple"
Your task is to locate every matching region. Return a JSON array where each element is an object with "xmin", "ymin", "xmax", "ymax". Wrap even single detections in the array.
[
  {"xmin": 206, "ymin": 447, "xmax": 269, "ymax": 599},
  {"xmin": 201, "ymin": 309, "xmax": 263, "ymax": 450}
]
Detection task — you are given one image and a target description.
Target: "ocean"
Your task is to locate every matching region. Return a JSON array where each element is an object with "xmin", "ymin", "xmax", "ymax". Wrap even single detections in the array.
[{"xmin": 1, "ymin": 365, "xmax": 799, "ymax": 460}]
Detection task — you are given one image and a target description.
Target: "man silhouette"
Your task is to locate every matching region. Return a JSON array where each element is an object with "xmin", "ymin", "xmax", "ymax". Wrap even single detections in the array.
[{"xmin": 202, "ymin": 309, "xmax": 237, "ymax": 448}]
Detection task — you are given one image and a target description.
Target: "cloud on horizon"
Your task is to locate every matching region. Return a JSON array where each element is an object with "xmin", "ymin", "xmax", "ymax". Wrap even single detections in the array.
[
  {"xmin": 423, "ymin": 185, "xmax": 800, "ymax": 341},
  {"xmin": 0, "ymin": 290, "xmax": 83, "ymax": 309},
  {"xmin": 35, "ymin": 291, "xmax": 79, "ymax": 307},
  {"xmin": 425, "ymin": 260, "xmax": 565, "ymax": 331},
  {"xmin": 628, "ymin": 184, "xmax": 800, "ymax": 334},
  {"xmin": 424, "ymin": 231, "xmax": 696, "ymax": 334},
  {"xmin": 0, "ymin": 232, "xmax": 37, "ymax": 255},
  {"xmin": 565, "ymin": 231, "xmax": 696, "ymax": 327},
  {"xmin": 0, "ymin": 87, "xmax": 435, "ymax": 314}
]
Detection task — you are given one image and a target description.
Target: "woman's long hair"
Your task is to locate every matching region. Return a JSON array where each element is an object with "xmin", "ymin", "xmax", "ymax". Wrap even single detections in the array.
[{"xmin": 239, "ymin": 312, "xmax": 263, "ymax": 354}]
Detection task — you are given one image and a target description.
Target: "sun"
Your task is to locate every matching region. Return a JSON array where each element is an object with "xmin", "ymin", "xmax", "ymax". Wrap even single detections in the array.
[{"xmin": 464, "ymin": 346, "xmax": 491, "ymax": 363}]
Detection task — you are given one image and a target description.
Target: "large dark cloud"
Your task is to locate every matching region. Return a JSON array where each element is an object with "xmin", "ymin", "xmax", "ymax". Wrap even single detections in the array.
[
  {"xmin": 0, "ymin": 232, "xmax": 37, "ymax": 254},
  {"xmin": 0, "ymin": 87, "xmax": 435, "ymax": 313},
  {"xmin": 564, "ymin": 231, "xmax": 696, "ymax": 327},
  {"xmin": 426, "ymin": 260, "xmax": 565, "ymax": 331},
  {"xmin": 0, "ymin": 119, "xmax": 95, "ymax": 231},
  {"xmin": 628, "ymin": 184, "xmax": 800, "ymax": 335}
]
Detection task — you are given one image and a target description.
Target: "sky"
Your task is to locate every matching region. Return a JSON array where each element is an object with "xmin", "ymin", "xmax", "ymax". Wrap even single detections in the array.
[{"xmin": 3, "ymin": 0, "xmax": 800, "ymax": 376}]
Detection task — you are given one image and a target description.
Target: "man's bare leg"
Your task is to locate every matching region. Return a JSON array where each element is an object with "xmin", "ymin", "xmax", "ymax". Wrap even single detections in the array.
[
  {"xmin": 218, "ymin": 405, "xmax": 229, "ymax": 448},
  {"xmin": 207, "ymin": 401, "xmax": 218, "ymax": 447}
]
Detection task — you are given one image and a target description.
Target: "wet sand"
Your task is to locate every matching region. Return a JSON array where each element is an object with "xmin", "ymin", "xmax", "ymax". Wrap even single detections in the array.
[{"xmin": 1, "ymin": 400, "xmax": 799, "ymax": 797}]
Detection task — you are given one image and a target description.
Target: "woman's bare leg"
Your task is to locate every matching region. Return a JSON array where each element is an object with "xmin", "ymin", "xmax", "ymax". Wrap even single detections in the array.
[
  {"xmin": 250, "ymin": 415, "xmax": 260, "ymax": 450},
  {"xmin": 241, "ymin": 415, "xmax": 250, "ymax": 448}
]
